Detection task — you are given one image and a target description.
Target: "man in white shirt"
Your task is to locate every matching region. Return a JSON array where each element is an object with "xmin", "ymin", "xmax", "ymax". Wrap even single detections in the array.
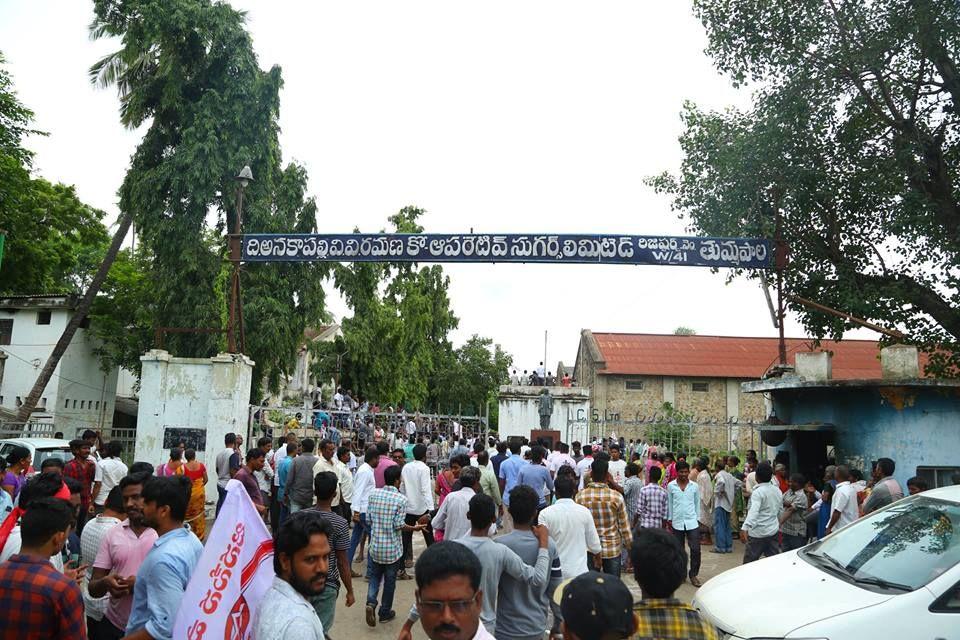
[
  {"xmin": 348, "ymin": 447, "xmax": 379, "ymax": 574},
  {"xmin": 740, "ymin": 462, "xmax": 783, "ymax": 563},
  {"xmin": 548, "ymin": 442, "xmax": 577, "ymax": 477},
  {"xmin": 432, "ymin": 468, "xmax": 493, "ymax": 541},
  {"xmin": 405, "ymin": 419, "xmax": 417, "ymax": 438},
  {"xmin": 81, "ymin": 486, "xmax": 124, "ymax": 625},
  {"xmin": 333, "ymin": 388, "xmax": 344, "ymax": 410},
  {"xmin": 607, "ymin": 444, "xmax": 627, "ymax": 486},
  {"xmin": 313, "ymin": 439, "xmax": 349, "ymax": 508},
  {"xmin": 575, "ymin": 446, "xmax": 595, "ymax": 490},
  {"xmin": 94, "ymin": 441, "xmax": 128, "ymax": 514},
  {"xmin": 254, "ymin": 436, "xmax": 275, "ymax": 506},
  {"xmin": 538, "ymin": 474, "xmax": 601, "ymax": 578},
  {"xmin": 827, "ymin": 465, "xmax": 860, "ymax": 535},
  {"xmin": 401, "ymin": 444, "xmax": 435, "ymax": 568}
]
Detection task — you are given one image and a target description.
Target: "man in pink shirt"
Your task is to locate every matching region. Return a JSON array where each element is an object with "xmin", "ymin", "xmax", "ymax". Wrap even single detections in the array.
[
  {"xmin": 88, "ymin": 472, "xmax": 159, "ymax": 638},
  {"xmin": 373, "ymin": 442, "xmax": 397, "ymax": 488}
]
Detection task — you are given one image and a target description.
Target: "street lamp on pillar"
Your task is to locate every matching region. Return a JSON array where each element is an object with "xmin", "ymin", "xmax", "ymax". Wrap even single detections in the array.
[{"xmin": 228, "ymin": 165, "xmax": 253, "ymax": 354}]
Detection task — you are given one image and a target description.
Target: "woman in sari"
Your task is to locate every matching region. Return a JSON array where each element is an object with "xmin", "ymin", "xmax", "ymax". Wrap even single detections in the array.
[
  {"xmin": 434, "ymin": 454, "xmax": 468, "ymax": 542},
  {"xmin": 182, "ymin": 448, "xmax": 208, "ymax": 540}
]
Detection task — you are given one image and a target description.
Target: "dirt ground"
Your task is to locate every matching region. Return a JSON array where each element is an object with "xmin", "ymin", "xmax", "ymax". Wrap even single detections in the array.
[{"xmin": 325, "ymin": 532, "xmax": 745, "ymax": 640}]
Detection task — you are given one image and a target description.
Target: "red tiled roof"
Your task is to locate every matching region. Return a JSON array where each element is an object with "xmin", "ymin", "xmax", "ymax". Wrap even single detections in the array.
[{"xmin": 590, "ymin": 333, "xmax": 906, "ymax": 379}]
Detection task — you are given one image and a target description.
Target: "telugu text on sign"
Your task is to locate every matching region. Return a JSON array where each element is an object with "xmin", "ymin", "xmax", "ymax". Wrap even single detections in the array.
[{"xmin": 240, "ymin": 233, "xmax": 772, "ymax": 268}]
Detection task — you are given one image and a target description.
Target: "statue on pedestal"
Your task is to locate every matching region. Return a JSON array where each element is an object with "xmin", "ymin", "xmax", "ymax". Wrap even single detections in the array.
[{"xmin": 538, "ymin": 387, "xmax": 553, "ymax": 428}]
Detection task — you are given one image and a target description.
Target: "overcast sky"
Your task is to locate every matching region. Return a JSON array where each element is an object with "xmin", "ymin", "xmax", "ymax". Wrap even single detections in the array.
[{"xmin": 0, "ymin": 1, "xmax": 874, "ymax": 372}]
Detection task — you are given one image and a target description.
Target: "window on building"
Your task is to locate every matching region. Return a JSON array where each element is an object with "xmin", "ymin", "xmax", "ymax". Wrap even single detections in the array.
[
  {"xmin": 916, "ymin": 466, "xmax": 960, "ymax": 489},
  {"xmin": 64, "ymin": 398, "xmax": 70, "ymax": 408},
  {"xmin": 625, "ymin": 379, "xmax": 644, "ymax": 390},
  {"xmin": 39, "ymin": 397, "xmax": 46, "ymax": 409},
  {"xmin": 80, "ymin": 400, "xmax": 85, "ymax": 409},
  {"xmin": 95, "ymin": 401, "xmax": 100, "ymax": 410},
  {"xmin": 36, "ymin": 310, "xmax": 51, "ymax": 325},
  {"xmin": 15, "ymin": 396, "xmax": 22, "ymax": 407},
  {"xmin": 692, "ymin": 382, "xmax": 709, "ymax": 392},
  {"xmin": 72, "ymin": 399, "xmax": 77, "ymax": 409},
  {"xmin": 0, "ymin": 319, "xmax": 12, "ymax": 345}
]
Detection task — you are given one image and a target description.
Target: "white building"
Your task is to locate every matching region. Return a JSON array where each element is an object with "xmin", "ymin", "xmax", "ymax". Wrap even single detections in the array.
[
  {"xmin": 266, "ymin": 324, "xmax": 342, "ymax": 407},
  {"xmin": 0, "ymin": 294, "xmax": 118, "ymax": 435}
]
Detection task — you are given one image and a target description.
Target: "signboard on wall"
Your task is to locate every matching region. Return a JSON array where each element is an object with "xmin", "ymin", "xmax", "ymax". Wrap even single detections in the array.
[{"xmin": 163, "ymin": 426, "xmax": 207, "ymax": 452}]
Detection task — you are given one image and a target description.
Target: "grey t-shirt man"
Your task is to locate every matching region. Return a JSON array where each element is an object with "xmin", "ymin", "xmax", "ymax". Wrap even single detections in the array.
[
  {"xmin": 286, "ymin": 453, "xmax": 320, "ymax": 509},
  {"xmin": 216, "ymin": 447, "xmax": 240, "ymax": 489},
  {"xmin": 448, "ymin": 535, "xmax": 550, "ymax": 637},
  {"xmin": 495, "ymin": 530, "xmax": 563, "ymax": 640}
]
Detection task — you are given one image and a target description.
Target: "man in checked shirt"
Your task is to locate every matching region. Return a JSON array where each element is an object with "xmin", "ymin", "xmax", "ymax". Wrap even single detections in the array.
[
  {"xmin": 637, "ymin": 465, "xmax": 669, "ymax": 529},
  {"xmin": 0, "ymin": 498, "xmax": 87, "ymax": 638},
  {"xmin": 576, "ymin": 458, "xmax": 632, "ymax": 576}
]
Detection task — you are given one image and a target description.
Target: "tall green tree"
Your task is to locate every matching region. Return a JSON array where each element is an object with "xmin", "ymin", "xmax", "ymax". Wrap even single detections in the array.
[
  {"xmin": 440, "ymin": 334, "xmax": 512, "ymax": 418},
  {"xmin": 650, "ymin": 0, "xmax": 960, "ymax": 374},
  {"xmin": 87, "ymin": 0, "xmax": 328, "ymax": 396},
  {"xmin": 331, "ymin": 207, "xmax": 459, "ymax": 409}
]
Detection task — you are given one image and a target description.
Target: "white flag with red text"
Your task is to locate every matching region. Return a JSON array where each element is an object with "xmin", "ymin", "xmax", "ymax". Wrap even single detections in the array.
[{"xmin": 173, "ymin": 479, "xmax": 275, "ymax": 640}]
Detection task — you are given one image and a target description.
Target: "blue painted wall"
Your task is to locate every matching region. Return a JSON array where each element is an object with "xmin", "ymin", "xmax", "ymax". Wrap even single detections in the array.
[{"xmin": 770, "ymin": 385, "xmax": 960, "ymax": 489}]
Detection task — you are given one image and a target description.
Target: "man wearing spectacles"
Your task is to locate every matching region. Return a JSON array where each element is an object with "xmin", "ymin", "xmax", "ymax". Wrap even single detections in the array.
[
  {"xmin": 398, "ymin": 541, "xmax": 493, "ymax": 640},
  {"xmin": 402, "ymin": 494, "xmax": 551, "ymax": 638}
]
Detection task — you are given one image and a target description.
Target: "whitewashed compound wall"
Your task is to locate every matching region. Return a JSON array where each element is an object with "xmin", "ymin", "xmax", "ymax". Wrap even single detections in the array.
[
  {"xmin": 136, "ymin": 350, "xmax": 254, "ymax": 513},
  {"xmin": 498, "ymin": 386, "xmax": 591, "ymax": 444}
]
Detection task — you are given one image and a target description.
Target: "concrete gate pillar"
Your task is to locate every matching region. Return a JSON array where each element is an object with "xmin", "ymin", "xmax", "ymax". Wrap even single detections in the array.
[{"xmin": 136, "ymin": 350, "xmax": 254, "ymax": 513}]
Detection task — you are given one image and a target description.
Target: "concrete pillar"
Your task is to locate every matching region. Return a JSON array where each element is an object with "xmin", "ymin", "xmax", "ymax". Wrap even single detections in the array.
[
  {"xmin": 796, "ymin": 352, "xmax": 833, "ymax": 381},
  {"xmin": 725, "ymin": 379, "xmax": 740, "ymax": 450},
  {"xmin": 881, "ymin": 345, "xmax": 920, "ymax": 380},
  {"xmin": 136, "ymin": 350, "xmax": 254, "ymax": 513}
]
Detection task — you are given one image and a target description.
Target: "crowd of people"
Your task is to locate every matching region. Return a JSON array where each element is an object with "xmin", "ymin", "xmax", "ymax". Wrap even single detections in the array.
[
  {"xmin": 0, "ymin": 421, "xmax": 933, "ymax": 640},
  {"xmin": 507, "ymin": 363, "xmax": 574, "ymax": 387}
]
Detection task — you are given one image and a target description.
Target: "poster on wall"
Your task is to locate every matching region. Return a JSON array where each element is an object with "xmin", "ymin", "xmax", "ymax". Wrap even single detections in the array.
[{"xmin": 163, "ymin": 426, "xmax": 207, "ymax": 452}]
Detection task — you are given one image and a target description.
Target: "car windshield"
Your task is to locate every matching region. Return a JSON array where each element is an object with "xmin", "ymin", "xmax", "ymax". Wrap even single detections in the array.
[
  {"xmin": 804, "ymin": 495, "xmax": 960, "ymax": 591},
  {"xmin": 34, "ymin": 448, "xmax": 73, "ymax": 466}
]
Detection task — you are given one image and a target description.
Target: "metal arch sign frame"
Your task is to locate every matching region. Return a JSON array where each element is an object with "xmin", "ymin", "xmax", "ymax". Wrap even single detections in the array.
[{"xmin": 240, "ymin": 233, "xmax": 773, "ymax": 269}]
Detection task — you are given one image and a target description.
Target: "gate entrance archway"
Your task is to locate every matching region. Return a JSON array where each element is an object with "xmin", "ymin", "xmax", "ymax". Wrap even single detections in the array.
[{"xmin": 233, "ymin": 231, "xmax": 779, "ymax": 452}]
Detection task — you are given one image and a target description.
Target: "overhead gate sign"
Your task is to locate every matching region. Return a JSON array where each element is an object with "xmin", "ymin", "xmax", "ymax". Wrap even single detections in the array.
[{"xmin": 241, "ymin": 233, "xmax": 772, "ymax": 268}]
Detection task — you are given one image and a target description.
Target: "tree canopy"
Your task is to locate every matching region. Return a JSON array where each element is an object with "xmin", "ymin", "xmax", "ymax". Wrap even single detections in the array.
[
  {"xmin": 89, "ymin": 0, "xmax": 329, "ymax": 392},
  {"xmin": 0, "ymin": 54, "xmax": 109, "ymax": 296},
  {"xmin": 650, "ymin": 0, "xmax": 960, "ymax": 374}
]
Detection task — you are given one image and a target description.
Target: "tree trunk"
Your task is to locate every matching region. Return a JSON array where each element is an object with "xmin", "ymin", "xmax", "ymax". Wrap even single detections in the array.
[{"xmin": 15, "ymin": 212, "xmax": 134, "ymax": 425}]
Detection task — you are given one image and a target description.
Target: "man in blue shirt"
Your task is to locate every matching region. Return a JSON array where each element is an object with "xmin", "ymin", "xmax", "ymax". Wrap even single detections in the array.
[
  {"xmin": 516, "ymin": 446, "xmax": 554, "ymax": 509},
  {"xmin": 666, "ymin": 460, "xmax": 702, "ymax": 587},
  {"xmin": 498, "ymin": 441, "xmax": 526, "ymax": 511},
  {"xmin": 126, "ymin": 475, "xmax": 203, "ymax": 640}
]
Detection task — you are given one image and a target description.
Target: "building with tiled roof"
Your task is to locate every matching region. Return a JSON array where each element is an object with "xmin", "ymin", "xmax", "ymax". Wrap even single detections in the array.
[{"xmin": 572, "ymin": 330, "xmax": 889, "ymax": 427}]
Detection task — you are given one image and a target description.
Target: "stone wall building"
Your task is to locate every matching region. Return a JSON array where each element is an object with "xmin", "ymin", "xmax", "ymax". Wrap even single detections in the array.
[{"xmin": 573, "ymin": 330, "xmax": 889, "ymax": 449}]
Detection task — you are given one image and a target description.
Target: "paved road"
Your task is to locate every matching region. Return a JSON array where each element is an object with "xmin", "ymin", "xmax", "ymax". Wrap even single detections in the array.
[{"xmin": 325, "ymin": 534, "xmax": 745, "ymax": 640}]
